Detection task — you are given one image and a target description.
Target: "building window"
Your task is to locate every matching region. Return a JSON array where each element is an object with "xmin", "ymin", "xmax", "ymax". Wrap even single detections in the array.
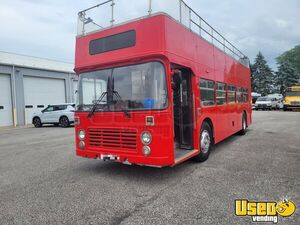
[
  {"xmin": 227, "ymin": 85, "xmax": 236, "ymax": 103},
  {"xmin": 200, "ymin": 79, "xmax": 215, "ymax": 106},
  {"xmin": 237, "ymin": 87, "xmax": 243, "ymax": 103},
  {"xmin": 216, "ymin": 82, "xmax": 226, "ymax": 105}
]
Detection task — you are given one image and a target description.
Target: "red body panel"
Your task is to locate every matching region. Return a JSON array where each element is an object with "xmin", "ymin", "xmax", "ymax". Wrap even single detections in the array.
[{"xmin": 74, "ymin": 14, "xmax": 252, "ymax": 167}]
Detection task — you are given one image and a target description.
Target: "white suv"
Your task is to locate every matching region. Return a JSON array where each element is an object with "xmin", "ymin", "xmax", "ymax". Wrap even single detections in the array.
[
  {"xmin": 255, "ymin": 97, "xmax": 278, "ymax": 110},
  {"xmin": 32, "ymin": 103, "xmax": 75, "ymax": 128}
]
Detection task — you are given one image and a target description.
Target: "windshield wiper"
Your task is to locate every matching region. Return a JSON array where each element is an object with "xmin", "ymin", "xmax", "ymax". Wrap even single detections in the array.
[
  {"xmin": 88, "ymin": 71, "xmax": 113, "ymax": 118},
  {"xmin": 113, "ymin": 90, "xmax": 131, "ymax": 118},
  {"xmin": 110, "ymin": 77, "xmax": 131, "ymax": 118},
  {"xmin": 88, "ymin": 91, "xmax": 108, "ymax": 118},
  {"xmin": 87, "ymin": 70, "xmax": 131, "ymax": 118},
  {"xmin": 122, "ymin": 108, "xmax": 131, "ymax": 118}
]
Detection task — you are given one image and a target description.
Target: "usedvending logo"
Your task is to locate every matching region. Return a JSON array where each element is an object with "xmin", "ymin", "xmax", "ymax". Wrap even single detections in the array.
[{"xmin": 235, "ymin": 199, "xmax": 296, "ymax": 223}]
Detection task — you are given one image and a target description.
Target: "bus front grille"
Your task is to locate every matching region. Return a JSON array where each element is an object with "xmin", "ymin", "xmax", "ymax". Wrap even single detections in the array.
[
  {"xmin": 291, "ymin": 101, "xmax": 300, "ymax": 106},
  {"xmin": 88, "ymin": 128, "xmax": 137, "ymax": 150}
]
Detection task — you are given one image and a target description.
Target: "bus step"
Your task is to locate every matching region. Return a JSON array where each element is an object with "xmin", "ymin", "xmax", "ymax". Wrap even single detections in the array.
[{"xmin": 173, "ymin": 149, "xmax": 199, "ymax": 166}]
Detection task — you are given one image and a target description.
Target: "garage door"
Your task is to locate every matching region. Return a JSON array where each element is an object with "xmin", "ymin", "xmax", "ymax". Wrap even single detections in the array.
[
  {"xmin": 0, "ymin": 74, "xmax": 13, "ymax": 127},
  {"xmin": 23, "ymin": 76, "xmax": 66, "ymax": 124}
]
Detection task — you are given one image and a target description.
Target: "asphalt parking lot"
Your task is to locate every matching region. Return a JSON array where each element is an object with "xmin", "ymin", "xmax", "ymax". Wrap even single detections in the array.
[{"xmin": 0, "ymin": 111, "xmax": 299, "ymax": 225}]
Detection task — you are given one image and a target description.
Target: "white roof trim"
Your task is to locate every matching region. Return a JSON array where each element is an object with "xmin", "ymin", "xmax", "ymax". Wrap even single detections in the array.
[{"xmin": 0, "ymin": 51, "xmax": 75, "ymax": 73}]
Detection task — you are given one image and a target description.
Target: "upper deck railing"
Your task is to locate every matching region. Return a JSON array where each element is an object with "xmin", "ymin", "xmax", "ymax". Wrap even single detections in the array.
[{"xmin": 77, "ymin": 0, "xmax": 250, "ymax": 67}]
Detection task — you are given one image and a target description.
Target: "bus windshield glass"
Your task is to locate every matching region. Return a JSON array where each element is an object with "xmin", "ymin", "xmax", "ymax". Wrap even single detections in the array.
[
  {"xmin": 286, "ymin": 91, "xmax": 300, "ymax": 96},
  {"xmin": 76, "ymin": 62, "xmax": 168, "ymax": 112}
]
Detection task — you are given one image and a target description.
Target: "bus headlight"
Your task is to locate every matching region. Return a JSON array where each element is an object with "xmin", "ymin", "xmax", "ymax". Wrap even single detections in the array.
[
  {"xmin": 78, "ymin": 130, "xmax": 86, "ymax": 140},
  {"xmin": 79, "ymin": 141, "xmax": 85, "ymax": 149},
  {"xmin": 142, "ymin": 146, "xmax": 151, "ymax": 156},
  {"xmin": 141, "ymin": 131, "xmax": 152, "ymax": 145}
]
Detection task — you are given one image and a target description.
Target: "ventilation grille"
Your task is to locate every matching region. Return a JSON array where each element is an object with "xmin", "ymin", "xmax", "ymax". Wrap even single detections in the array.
[{"xmin": 88, "ymin": 128, "xmax": 137, "ymax": 150}]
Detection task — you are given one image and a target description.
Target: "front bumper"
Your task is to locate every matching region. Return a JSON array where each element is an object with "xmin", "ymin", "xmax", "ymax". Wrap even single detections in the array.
[
  {"xmin": 76, "ymin": 149, "xmax": 172, "ymax": 167},
  {"xmin": 255, "ymin": 104, "xmax": 272, "ymax": 109},
  {"xmin": 284, "ymin": 104, "xmax": 300, "ymax": 109}
]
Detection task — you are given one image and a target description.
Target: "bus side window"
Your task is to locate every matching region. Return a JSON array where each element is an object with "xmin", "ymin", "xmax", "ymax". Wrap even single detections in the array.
[
  {"xmin": 227, "ymin": 85, "xmax": 236, "ymax": 104},
  {"xmin": 243, "ymin": 88, "xmax": 248, "ymax": 102},
  {"xmin": 216, "ymin": 82, "xmax": 226, "ymax": 105},
  {"xmin": 200, "ymin": 79, "xmax": 215, "ymax": 106},
  {"xmin": 237, "ymin": 87, "xmax": 243, "ymax": 103}
]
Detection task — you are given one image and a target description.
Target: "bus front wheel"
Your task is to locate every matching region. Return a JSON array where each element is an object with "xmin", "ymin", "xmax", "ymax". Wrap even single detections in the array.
[{"xmin": 193, "ymin": 122, "xmax": 212, "ymax": 162}]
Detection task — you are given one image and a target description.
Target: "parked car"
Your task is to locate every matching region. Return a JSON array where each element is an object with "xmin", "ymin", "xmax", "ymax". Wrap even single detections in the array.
[
  {"xmin": 267, "ymin": 94, "xmax": 283, "ymax": 110},
  {"xmin": 254, "ymin": 97, "xmax": 278, "ymax": 110},
  {"xmin": 32, "ymin": 103, "xmax": 75, "ymax": 128},
  {"xmin": 275, "ymin": 99, "xmax": 284, "ymax": 109},
  {"xmin": 251, "ymin": 92, "xmax": 262, "ymax": 109}
]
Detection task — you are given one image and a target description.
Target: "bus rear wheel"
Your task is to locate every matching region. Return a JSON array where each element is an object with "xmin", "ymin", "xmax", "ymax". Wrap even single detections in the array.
[
  {"xmin": 239, "ymin": 113, "xmax": 247, "ymax": 135},
  {"xmin": 193, "ymin": 122, "xmax": 212, "ymax": 162}
]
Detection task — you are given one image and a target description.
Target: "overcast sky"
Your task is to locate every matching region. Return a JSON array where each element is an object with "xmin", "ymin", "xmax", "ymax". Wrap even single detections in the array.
[{"xmin": 0, "ymin": 0, "xmax": 299, "ymax": 70}]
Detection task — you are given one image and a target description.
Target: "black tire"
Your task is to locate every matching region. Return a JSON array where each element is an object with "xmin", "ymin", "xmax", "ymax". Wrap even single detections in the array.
[
  {"xmin": 193, "ymin": 122, "xmax": 213, "ymax": 162},
  {"xmin": 239, "ymin": 113, "xmax": 247, "ymax": 135},
  {"xmin": 33, "ymin": 117, "xmax": 42, "ymax": 128},
  {"xmin": 60, "ymin": 116, "xmax": 70, "ymax": 128}
]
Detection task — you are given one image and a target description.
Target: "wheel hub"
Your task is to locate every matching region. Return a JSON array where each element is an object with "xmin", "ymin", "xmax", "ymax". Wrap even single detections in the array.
[
  {"xmin": 201, "ymin": 130, "xmax": 210, "ymax": 153},
  {"xmin": 243, "ymin": 117, "xmax": 246, "ymax": 130}
]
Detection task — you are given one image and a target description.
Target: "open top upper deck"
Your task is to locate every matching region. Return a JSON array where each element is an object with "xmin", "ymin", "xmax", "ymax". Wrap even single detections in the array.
[{"xmin": 77, "ymin": 0, "xmax": 249, "ymax": 67}]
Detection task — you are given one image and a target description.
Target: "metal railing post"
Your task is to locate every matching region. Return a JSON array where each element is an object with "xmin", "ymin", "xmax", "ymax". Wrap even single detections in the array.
[
  {"xmin": 148, "ymin": 0, "xmax": 152, "ymax": 15},
  {"xmin": 199, "ymin": 18, "xmax": 202, "ymax": 37},
  {"xmin": 211, "ymin": 29, "xmax": 214, "ymax": 44},
  {"xmin": 80, "ymin": 12, "xmax": 86, "ymax": 35},
  {"xmin": 179, "ymin": 0, "xmax": 182, "ymax": 23},
  {"xmin": 111, "ymin": 0, "xmax": 115, "ymax": 26},
  {"xmin": 189, "ymin": 9, "xmax": 191, "ymax": 30}
]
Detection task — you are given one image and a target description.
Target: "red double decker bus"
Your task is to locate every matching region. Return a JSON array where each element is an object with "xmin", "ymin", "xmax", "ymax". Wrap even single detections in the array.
[{"xmin": 74, "ymin": 0, "xmax": 252, "ymax": 167}]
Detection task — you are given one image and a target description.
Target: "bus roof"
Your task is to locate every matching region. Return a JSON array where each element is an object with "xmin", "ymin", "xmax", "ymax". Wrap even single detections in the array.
[
  {"xmin": 77, "ymin": 0, "xmax": 249, "ymax": 67},
  {"xmin": 288, "ymin": 86, "xmax": 300, "ymax": 91}
]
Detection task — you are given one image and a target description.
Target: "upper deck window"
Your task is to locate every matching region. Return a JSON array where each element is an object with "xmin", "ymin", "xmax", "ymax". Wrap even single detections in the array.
[{"xmin": 89, "ymin": 30, "xmax": 136, "ymax": 55}]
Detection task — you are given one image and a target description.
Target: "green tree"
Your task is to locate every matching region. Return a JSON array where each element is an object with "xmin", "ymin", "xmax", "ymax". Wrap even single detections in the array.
[
  {"xmin": 251, "ymin": 52, "xmax": 274, "ymax": 95},
  {"xmin": 275, "ymin": 62, "xmax": 299, "ymax": 94},
  {"xmin": 277, "ymin": 44, "xmax": 300, "ymax": 75}
]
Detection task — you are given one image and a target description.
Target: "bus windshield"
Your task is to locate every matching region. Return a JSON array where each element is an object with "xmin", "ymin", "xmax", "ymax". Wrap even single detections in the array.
[
  {"xmin": 76, "ymin": 62, "xmax": 168, "ymax": 112},
  {"xmin": 286, "ymin": 91, "xmax": 300, "ymax": 96}
]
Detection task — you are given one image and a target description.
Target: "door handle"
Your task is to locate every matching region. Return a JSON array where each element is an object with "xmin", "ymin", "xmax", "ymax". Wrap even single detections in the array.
[{"xmin": 0, "ymin": 106, "xmax": 4, "ymax": 110}]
